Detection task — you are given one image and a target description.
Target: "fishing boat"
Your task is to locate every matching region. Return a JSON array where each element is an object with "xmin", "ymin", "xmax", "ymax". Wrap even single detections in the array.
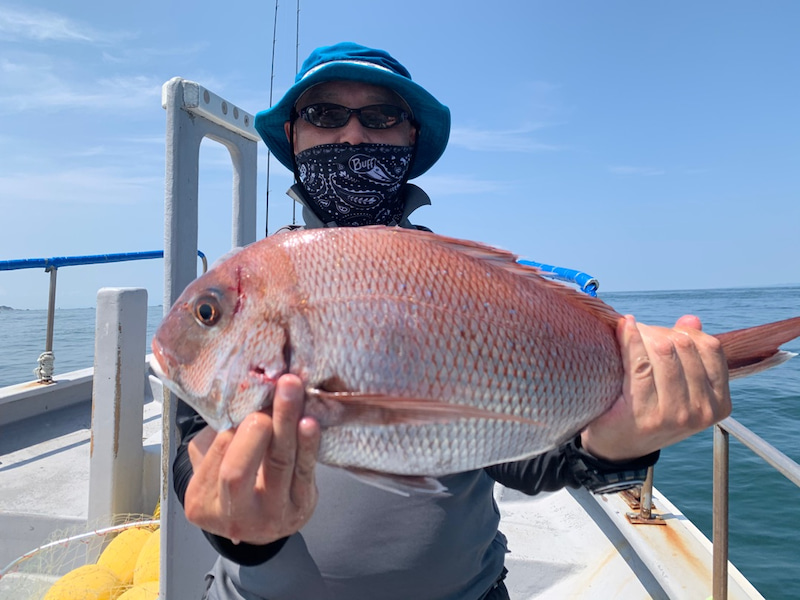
[{"xmin": 1, "ymin": 77, "xmax": 797, "ymax": 600}]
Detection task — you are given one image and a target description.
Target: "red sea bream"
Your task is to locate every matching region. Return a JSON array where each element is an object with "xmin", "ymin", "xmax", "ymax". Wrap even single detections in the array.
[{"xmin": 151, "ymin": 227, "xmax": 800, "ymax": 484}]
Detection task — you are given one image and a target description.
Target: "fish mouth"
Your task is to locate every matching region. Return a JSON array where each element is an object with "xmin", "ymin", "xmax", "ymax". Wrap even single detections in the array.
[
  {"xmin": 151, "ymin": 335, "xmax": 175, "ymax": 379},
  {"xmin": 149, "ymin": 336, "xmax": 235, "ymax": 430},
  {"xmin": 149, "ymin": 336, "xmax": 190, "ymax": 400},
  {"xmin": 149, "ymin": 334, "xmax": 277, "ymax": 431}
]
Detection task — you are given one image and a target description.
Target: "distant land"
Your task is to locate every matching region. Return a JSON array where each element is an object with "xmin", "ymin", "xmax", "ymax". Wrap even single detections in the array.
[{"xmin": 0, "ymin": 306, "xmax": 14, "ymax": 311}]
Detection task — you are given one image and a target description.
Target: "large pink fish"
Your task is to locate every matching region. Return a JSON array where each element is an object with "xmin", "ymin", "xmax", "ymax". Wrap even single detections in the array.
[{"xmin": 151, "ymin": 227, "xmax": 800, "ymax": 487}]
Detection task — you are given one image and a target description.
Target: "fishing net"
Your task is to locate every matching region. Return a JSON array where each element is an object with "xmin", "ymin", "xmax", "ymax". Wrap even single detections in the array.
[{"xmin": 0, "ymin": 511, "xmax": 159, "ymax": 599}]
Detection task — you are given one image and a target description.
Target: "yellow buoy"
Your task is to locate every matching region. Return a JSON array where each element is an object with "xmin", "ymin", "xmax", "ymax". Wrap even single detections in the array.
[
  {"xmin": 132, "ymin": 529, "xmax": 160, "ymax": 585},
  {"xmin": 117, "ymin": 580, "xmax": 160, "ymax": 600},
  {"xmin": 98, "ymin": 527, "xmax": 154, "ymax": 585},
  {"xmin": 43, "ymin": 563, "xmax": 124, "ymax": 600}
]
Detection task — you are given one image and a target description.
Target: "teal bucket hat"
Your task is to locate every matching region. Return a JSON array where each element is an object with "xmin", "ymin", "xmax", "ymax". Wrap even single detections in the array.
[{"xmin": 254, "ymin": 42, "xmax": 451, "ymax": 179}]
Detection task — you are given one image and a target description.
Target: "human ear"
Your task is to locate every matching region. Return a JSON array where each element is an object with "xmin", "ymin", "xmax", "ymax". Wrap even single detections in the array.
[{"xmin": 408, "ymin": 124, "xmax": 418, "ymax": 146}]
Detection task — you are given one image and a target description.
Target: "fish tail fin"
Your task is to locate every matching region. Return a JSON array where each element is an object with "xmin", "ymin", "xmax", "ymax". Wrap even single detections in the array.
[{"xmin": 714, "ymin": 316, "xmax": 800, "ymax": 379}]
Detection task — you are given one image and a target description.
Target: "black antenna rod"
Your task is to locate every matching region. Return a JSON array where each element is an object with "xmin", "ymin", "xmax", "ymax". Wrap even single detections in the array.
[
  {"xmin": 293, "ymin": 0, "xmax": 301, "ymax": 225},
  {"xmin": 265, "ymin": 0, "xmax": 279, "ymax": 237}
]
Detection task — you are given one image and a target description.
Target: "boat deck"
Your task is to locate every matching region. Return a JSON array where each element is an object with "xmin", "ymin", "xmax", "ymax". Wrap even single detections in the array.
[
  {"xmin": 0, "ymin": 387, "xmax": 163, "ymax": 570},
  {"xmin": 0, "ymin": 375, "xmax": 763, "ymax": 599}
]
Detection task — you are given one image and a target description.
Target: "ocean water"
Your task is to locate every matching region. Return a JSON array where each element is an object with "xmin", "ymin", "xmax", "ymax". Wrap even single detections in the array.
[
  {"xmin": 0, "ymin": 306, "xmax": 165, "ymax": 384},
  {"xmin": 1, "ymin": 286, "xmax": 798, "ymax": 598}
]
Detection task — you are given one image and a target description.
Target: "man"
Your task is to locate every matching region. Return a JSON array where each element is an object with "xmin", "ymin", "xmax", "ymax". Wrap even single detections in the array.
[{"xmin": 174, "ymin": 42, "xmax": 731, "ymax": 600}]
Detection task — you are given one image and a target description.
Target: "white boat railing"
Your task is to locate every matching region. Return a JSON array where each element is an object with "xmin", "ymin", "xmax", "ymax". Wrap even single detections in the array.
[
  {"xmin": 618, "ymin": 415, "xmax": 800, "ymax": 599},
  {"xmin": 712, "ymin": 418, "xmax": 800, "ymax": 599},
  {"xmin": 0, "ymin": 251, "xmax": 207, "ymax": 384}
]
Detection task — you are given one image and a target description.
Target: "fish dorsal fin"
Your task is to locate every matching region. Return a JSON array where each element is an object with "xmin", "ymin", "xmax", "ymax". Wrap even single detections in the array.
[
  {"xmin": 529, "ymin": 275, "xmax": 623, "ymax": 331},
  {"xmin": 374, "ymin": 226, "xmax": 623, "ymax": 331},
  {"xmin": 210, "ymin": 246, "xmax": 245, "ymax": 270}
]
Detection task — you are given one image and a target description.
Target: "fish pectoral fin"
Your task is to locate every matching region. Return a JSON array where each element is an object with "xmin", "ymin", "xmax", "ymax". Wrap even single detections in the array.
[
  {"xmin": 342, "ymin": 467, "xmax": 448, "ymax": 497},
  {"xmin": 307, "ymin": 388, "xmax": 543, "ymax": 427}
]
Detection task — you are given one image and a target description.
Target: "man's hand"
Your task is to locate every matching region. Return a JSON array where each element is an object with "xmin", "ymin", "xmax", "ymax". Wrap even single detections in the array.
[
  {"xmin": 581, "ymin": 314, "xmax": 732, "ymax": 462},
  {"xmin": 184, "ymin": 374, "xmax": 321, "ymax": 545}
]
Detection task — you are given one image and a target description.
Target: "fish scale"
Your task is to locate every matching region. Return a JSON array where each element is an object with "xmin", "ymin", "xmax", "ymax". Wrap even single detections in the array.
[
  {"xmin": 152, "ymin": 226, "xmax": 800, "ymax": 484},
  {"xmin": 264, "ymin": 228, "xmax": 618, "ymax": 470}
]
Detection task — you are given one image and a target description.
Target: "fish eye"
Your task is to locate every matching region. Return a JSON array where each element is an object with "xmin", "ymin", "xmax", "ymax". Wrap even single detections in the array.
[{"xmin": 193, "ymin": 295, "xmax": 222, "ymax": 327}]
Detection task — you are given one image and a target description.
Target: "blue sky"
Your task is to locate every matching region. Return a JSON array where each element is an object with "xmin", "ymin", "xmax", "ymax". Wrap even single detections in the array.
[{"xmin": 1, "ymin": 1, "xmax": 798, "ymax": 309}]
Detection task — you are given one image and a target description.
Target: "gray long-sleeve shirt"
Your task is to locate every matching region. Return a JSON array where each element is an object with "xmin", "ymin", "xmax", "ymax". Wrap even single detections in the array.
[{"xmin": 173, "ymin": 184, "xmax": 657, "ymax": 599}]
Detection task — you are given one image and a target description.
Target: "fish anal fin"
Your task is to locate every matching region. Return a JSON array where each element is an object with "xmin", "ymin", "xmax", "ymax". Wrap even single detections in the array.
[
  {"xmin": 342, "ymin": 467, "xmax": 448, "ymax": 497},
  {"xmin": 306, "ymin": 388, "xmax": 543, "ymax": 428}
]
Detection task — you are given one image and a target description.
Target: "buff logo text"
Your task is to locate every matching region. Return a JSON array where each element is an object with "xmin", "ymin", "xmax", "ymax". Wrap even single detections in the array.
[{"xmin": 349, "ymin": 155, "xmax": 378, "ymax": 173}]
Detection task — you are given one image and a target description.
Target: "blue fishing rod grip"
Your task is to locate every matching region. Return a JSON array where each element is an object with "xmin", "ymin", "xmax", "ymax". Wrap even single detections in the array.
[{"xmin": 517, "ymin": 259, "xmax": 599, "ymax": 297}]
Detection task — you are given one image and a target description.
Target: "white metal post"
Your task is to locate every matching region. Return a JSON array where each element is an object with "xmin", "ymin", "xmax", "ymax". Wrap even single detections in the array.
[
  {"xmin": 161, "ymin": 77, "xmax": 259, "ymax": 600},
  {"xmin": 88, "ymin": 287, "xmax": 148, "ymax": 523}
]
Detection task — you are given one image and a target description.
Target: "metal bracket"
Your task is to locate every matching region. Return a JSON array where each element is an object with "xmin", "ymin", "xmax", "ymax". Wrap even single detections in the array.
[
  {"xmin": 625, "ymin": 511, "xmax": 666, "ymax": 525},
  {"xmin": 620, "ymin": 467, "xmax": 667, "ymax": 525}
]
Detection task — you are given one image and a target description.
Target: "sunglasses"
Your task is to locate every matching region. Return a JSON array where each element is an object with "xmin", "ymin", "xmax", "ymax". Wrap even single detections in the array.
[{"xmin": 296, "ymin": 102, "xmax": 411, "ymax": 130}]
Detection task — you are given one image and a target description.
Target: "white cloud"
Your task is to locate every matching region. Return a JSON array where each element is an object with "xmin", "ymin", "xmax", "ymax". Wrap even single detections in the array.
[
  {"xmin": 0, "ymin": 167, "xmax": 162, "ymax": 205},
  {"xmin": 101, "ymin": 41, "xmax": 208, "ymax": 65},
  {"xmin": 0, "ymin": 5, "xmax": 106, "ymax": 43},
  {"xmin": 0, "ymin": 63, "xmax": 162, "ymax": 113},
  {"xmin": 0, "ymin": 8, "xmax": 160, "ymax": 115},
  {"xmin": 67, "ymin": 145, "xmax": 110, "ymax": 158},
  {"xmin": 449, "ymin": 125, "xmax": 562, "ymax": 153},
  {"xmin": 608, "ymin": 165, "xmax": 666, "ymax": 176},
  {"xmin": 118, "ymin": 135, "xmax": 167, "ymax": 146}
]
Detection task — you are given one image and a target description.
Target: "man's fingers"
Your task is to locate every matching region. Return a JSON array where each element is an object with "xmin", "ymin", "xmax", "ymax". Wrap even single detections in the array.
[
  {"xmin": 660, "ymin": 329, "xmax": 704, "ymax": 424},
  {"xmin": 672, "ymin": 324, "xmax": 731, "ymax": 424},
  {"xmin": 189, "ymin": 427, "xmax": 232, "ymax": 478},
  {"xmin": 672, "ymin": 314, "xmax": 730, "ymax": 418},
  {"xmin": 184, "ymin": 427, "xmax": 233, "ymax": 526},
  {"xmin": 264, "ymin": 374, "xmax": 305, "ymax": 485},
  {"xmin": 182, "ymin": 376, "xmax": 322, "ymax": 544},
  {"xmin": 645, "ymin": 326, "xmax": 691, "ymax": 413},
  {"xmin": 291, "ymin": 417, "xmax": 321, "ymax": 510},
  {"xmin": 219, "ymin": 412, "xmax": 274, "ymax": 498},
  {"xmin": 187, "ymin": 425, "xmax": 217, "ymax": 467},
  {"xmin": 675, "ymin": 314, "xmax": 703, "ymax": 331},
  {"xmin": 617, "ymin": 315, "xmax": 656, "ymax": 411},
  {"xmin": 619, "ymin": 315, "xmax": 651, "ymax": 377}
]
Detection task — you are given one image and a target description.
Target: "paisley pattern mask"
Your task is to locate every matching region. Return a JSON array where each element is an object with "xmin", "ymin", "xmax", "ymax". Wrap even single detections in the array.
[{"xmin": 295, "ymin": 143, "xmax": 414, "ymax": 227}]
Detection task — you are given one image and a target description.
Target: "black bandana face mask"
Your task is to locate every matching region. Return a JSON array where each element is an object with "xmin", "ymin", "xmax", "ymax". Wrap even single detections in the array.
[{"xmin": 294, "ymin": 143, "xmax": 414, "ymax": 227}]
